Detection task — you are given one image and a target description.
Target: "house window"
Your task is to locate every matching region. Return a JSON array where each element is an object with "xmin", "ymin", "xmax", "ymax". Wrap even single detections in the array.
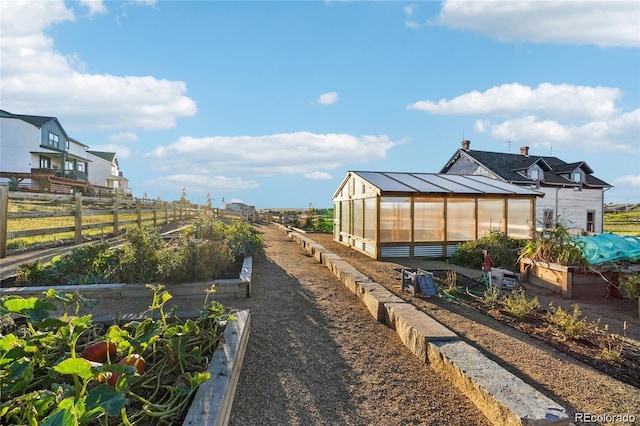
[
  {"xmin": 48, "ymin": 132, "xmax": 60, "ymax": 148},
  {"xmin": 572, "ymin": 172, "xmax": 581, "ymax": 183},
  {"xmin": 39, "ymin": 156, "xmax": 51, "ymax": 168},
  {"xmin": 529, "ymin": 169, "xmax": 539, "ymax": 181},
  {"xmin": 586, "ymin": 210, "xmax": 595, "ymax": 233}
]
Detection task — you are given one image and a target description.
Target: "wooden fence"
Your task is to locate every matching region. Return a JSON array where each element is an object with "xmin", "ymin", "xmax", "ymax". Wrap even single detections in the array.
[{"xmin": 0, "ymin": 187, "xmax": 209, "ymax": 258}]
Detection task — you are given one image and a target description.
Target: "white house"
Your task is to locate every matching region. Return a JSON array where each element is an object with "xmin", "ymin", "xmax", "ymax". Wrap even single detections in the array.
[
  {"xmin": 0, "ymin": 109, "xmax": 130, "ymax": 195},
  {"xmin": 86, "ymin": 150, "xmax": 130, "ymax": 196},
  {"xmin": 440, "ymin": 140, "xmax": 612, "ymax": 234}
]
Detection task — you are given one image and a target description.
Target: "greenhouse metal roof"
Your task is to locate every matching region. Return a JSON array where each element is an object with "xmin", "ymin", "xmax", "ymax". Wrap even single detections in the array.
[{"xmin": 346, "ymin": 171, "xmax": 544, "ymax": 196}]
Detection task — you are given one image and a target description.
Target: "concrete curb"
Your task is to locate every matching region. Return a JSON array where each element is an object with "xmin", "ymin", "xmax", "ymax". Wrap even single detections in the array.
[{"xmin": 273, "ymin": 223, "xmax": 570, "ymax": 426}]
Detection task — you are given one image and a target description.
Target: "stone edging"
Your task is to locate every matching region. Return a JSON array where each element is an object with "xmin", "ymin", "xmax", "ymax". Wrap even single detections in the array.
[{"xmin": 273, "ymin": 223, "xmax": 570, "ymax": 426}]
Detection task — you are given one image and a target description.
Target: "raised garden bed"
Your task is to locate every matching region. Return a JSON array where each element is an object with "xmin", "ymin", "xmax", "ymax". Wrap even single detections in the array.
[{"xmin": 519, "ymin": 258, "xmax": 618, "ymax": 299}]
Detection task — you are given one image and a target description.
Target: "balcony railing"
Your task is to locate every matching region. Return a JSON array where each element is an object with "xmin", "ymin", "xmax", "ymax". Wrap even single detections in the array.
[{"xmin": 30, "ymin": 168, "xmax": 88, "ymax": 181}]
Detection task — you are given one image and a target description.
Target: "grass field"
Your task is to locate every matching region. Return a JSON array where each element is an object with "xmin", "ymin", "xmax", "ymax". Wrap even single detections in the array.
[{"xmin": 604, "ymin": 204, "xmax": 640, "ymax": 236}]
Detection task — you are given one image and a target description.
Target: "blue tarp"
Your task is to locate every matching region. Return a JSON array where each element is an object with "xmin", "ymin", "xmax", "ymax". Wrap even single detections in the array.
[{"xmin": 574, "ymin": 233, "xmax": 640, "ymax": 264}]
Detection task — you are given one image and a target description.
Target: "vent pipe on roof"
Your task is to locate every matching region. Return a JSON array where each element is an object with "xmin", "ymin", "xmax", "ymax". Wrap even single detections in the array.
[
  {"xmin": 461, "ymin": 140, "xmax": 470, "ymax": 150},
  {"xmin": 520, "ymin": 146, "xmax": 529, "ymax": 156}
]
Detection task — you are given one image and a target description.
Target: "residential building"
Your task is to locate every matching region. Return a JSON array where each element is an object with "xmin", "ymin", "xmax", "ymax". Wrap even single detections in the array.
[
  {"xmin": 86, "ymin": 150, "xmax": 130, "ymax": 196},
  {"xmin": 440, "ymin": 140, "xmax": 611, "ymax": 234},
  {"xmin": 0, "ymin": 109, "xmax": 130, "ymax": 195}
]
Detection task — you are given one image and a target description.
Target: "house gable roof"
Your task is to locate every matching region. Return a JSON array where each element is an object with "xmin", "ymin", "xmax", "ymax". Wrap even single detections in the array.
[
  {"xmin": 1, "ymin": 109, "xmax": 69, "ymax": 139},
  {"xmin": 87, "ymin": 150, "xmax": 117, "ymax": 162},
  {"xmin": 440, "ymin": 149, "xmax": 611, "ymax": 188}
]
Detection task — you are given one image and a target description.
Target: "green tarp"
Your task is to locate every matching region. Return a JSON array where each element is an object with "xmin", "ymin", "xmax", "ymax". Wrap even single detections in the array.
[{"xmin": 574, "ymin": 233, "xmax": 640, "ymax": 264}]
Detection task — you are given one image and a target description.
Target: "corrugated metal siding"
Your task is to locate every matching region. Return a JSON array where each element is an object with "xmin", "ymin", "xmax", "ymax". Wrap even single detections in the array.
[
  {"xmin": 364, "ymin": 243, "xmax": 376, "ymax": 255},
  {"xmin": 446, "ymin": 244, "xmax": 460, "ymax": 256},
  {"xmin": 414, "ymin": 245, "xmax": 444, "ymax": 257},
  {"xmin": 381, "ymin": 246, "xmax": 410, "ymax": 257}
]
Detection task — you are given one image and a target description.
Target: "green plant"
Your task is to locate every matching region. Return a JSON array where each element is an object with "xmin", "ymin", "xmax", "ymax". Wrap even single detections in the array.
[
  {"xmin": 483, "ymin": 285, "xmax": 503, "ymax": 309},
  {"xmin": 502, "ymin": 288, "xmax": 541, "ymax": 318},
  {"xmin": 600, "ymin": 322, "xmax": 627, "ymax": 361},
  {"xmin": 0, "ymin": 286, "xmax": 233, "ymax": 425},
  {"xmin": 450, "ymin": 231, "xmax": 524, "ymax": 270},
  {"xmin": 519, "ymin": 219, "xmax": 587, "ymax": 266},
  {"xmin": 621, "ymin": 273, "xmax": 640, "ymax": 299},
  {"xmin": 548, "ymin": 303, "xmax": 589, "ymax": 339},
  {"xmin": 444, "ymin": 270, "xmax": 459, "ymax": 295}
]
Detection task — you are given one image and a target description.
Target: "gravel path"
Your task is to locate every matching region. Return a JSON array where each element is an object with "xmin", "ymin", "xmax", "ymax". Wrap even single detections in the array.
[{"xmin": 226, "ymin": 225, "xmax": 490, "ymax": 425}]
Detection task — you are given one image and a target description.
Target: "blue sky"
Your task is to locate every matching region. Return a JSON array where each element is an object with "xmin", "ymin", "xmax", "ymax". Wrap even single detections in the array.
[{"xmin": 1, "ymin": 0, "xmax": 639, "ymax": 209}]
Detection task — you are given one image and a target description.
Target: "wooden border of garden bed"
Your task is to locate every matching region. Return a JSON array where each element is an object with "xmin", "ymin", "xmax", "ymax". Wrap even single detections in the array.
[{"xmin": 183, "ymin": 309, "xmax": 251, "ymax": 426}]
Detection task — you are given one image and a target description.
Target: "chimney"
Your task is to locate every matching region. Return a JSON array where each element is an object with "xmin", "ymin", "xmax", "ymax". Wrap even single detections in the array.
[
  {"xmin": 520, "ymin": 146, "xmax": 529, "ymax": 156},
  {"xmin": 461, "ymin": 140, "xmax": 470, "ymax": 150}
]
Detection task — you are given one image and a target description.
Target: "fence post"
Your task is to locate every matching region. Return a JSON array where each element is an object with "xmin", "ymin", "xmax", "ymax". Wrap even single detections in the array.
[
  {"xmin": 74, "ymin": 192, "xmax": 83, "ymax": 244},
  {"xmin": 153, "ymin": 200, "xmax": 158, "ymax": 227},
  {"xmin": 136, "ymin": 198, "xmax": 142, "ymax": 227},
  {"xmin": 0, "ymin": 186, "xmax": 8, "ymax": 258},
  {"xmin": 162, "ymin": 202, "xmax": 167, "ymax": 224},
  {"xmin": 113, "ymin": 196, "xmax": 119, "ymax": 235}
]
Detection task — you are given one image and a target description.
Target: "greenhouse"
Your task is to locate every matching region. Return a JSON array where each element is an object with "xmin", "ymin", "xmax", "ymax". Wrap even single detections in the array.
[{"xmin": 332, "ymin": 171, "xmax": 543, "ymax": 259}]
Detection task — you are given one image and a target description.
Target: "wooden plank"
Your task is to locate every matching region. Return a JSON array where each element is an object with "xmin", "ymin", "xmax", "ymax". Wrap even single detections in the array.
[
  {"xmin": 182, "ymin": 309, "xmax": 251, "ymax": 426},
  {"xmin": 8, "ymin": 210, "xmax": 75, "ymax": 219}
]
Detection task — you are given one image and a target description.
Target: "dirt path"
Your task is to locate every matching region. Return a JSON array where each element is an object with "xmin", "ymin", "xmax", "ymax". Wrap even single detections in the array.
[{"xmin": 226, "ymin": 225, "xmax": 490, "ymax": 425}]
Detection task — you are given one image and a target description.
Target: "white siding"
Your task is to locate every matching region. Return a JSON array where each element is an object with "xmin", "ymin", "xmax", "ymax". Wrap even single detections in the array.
[
  {"xmin": 0, "ymin": 117, "xmax": 40, "ymax": 174},
  {"xmin": 536, "ymin": 187, "xmax": 604, "ymax": 233},
  {"xmin": 86, "ymin": 152, "xmax": 114, "ymax": 187}
]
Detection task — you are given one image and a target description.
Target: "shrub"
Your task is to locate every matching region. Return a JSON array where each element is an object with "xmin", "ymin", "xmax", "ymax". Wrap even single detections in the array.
[
  {"xmin": 502, "ymin": 288, "xmax": 541, "ymax": 318},
  {"xmin": 621, "ymin": 273, "xmax": 640, "ymax": 299},
  {"xmin": 450, "ymin": 231, "xmax": 524, "ymax": 270},
  {"xmin": 483, "ymin": 285, "xmax": 502, "ymax": 309},
  {"xmin": 548, "ymin": 303, "xmax": 588, "ymax": 339}
]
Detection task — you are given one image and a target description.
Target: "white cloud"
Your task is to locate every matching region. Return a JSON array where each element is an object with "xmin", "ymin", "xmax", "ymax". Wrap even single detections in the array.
[
  {"xmin": 315, "ymin": 91, "xmax": 339, "ymax": 105},
  {"xmin": 408, "ymin": 82, "xmax": 621, "ymax": 121},
  {"xmin": 476, "ymin": 109, "xmax": 640, "ymax": 153},
  {"xmin": 146, "ymin": 132, "xmax": 400, "ymax": 177},
  {"xmin": 304, "ymin": 171, "xmax": 332, "ymax": 180},
  {"xmin": 145, "ymin": 174, "xmax": 259, "ymax": 193},
  {"xmin": 403, "ymin": 4, "xmax": 420, "ymax": 29},
  {"xmin": 0, "ymin": 0, "xmax": 197, "ymax": 131},
  {"xmin": 411, "ymin": 82, "xmax": 638, "ymax": 153},
  {"xmin": 614, "ymin": 175, "xmax": 640, "ymax": 186},
  {"xmin": 79, "ymin": 0, "xmax": 107, "ymax": 16},
  {"xmin": 434, "ymin": 0, "xmax": 640, "ymax": 48},
  {"xmin": 108, "ymin": 132, "xmax": 139, "ymax": 143}
]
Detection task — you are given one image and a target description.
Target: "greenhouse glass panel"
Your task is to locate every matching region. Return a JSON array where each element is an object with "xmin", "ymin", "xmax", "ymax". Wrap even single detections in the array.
[
  {"xmin": 380, "ymin": 197, "xmax": 411, "ymax": 242},
  {"xmin": 353, "ymin": 199, "xmax": 364, "ymax": 238},
  {"xmin": 478, "ymin": 198, "xmax": 504, "ymax": 237},
  {"xmin": 507, "ymin": 199, "xmax": 533, "ymax": 238},
  {"xmin": 341, "ymin": 200, "xmax": 350, "ymax": 234},
  {"xmin": 446, "ymin": 198, "xmax": 475, "ymax": 241},
  {"xmin": 414, "ymin": 198, "xmax": 445, "ymax": 242},
  {"xmin": 364, "ymin": 197, "xmax": 376, "ymax": 240}
]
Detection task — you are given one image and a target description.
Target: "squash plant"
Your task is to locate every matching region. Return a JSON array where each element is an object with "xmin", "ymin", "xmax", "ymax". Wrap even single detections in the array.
[{"xmin": 0, "ymin": 285, "xmax": 233, "ymax": 425}]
